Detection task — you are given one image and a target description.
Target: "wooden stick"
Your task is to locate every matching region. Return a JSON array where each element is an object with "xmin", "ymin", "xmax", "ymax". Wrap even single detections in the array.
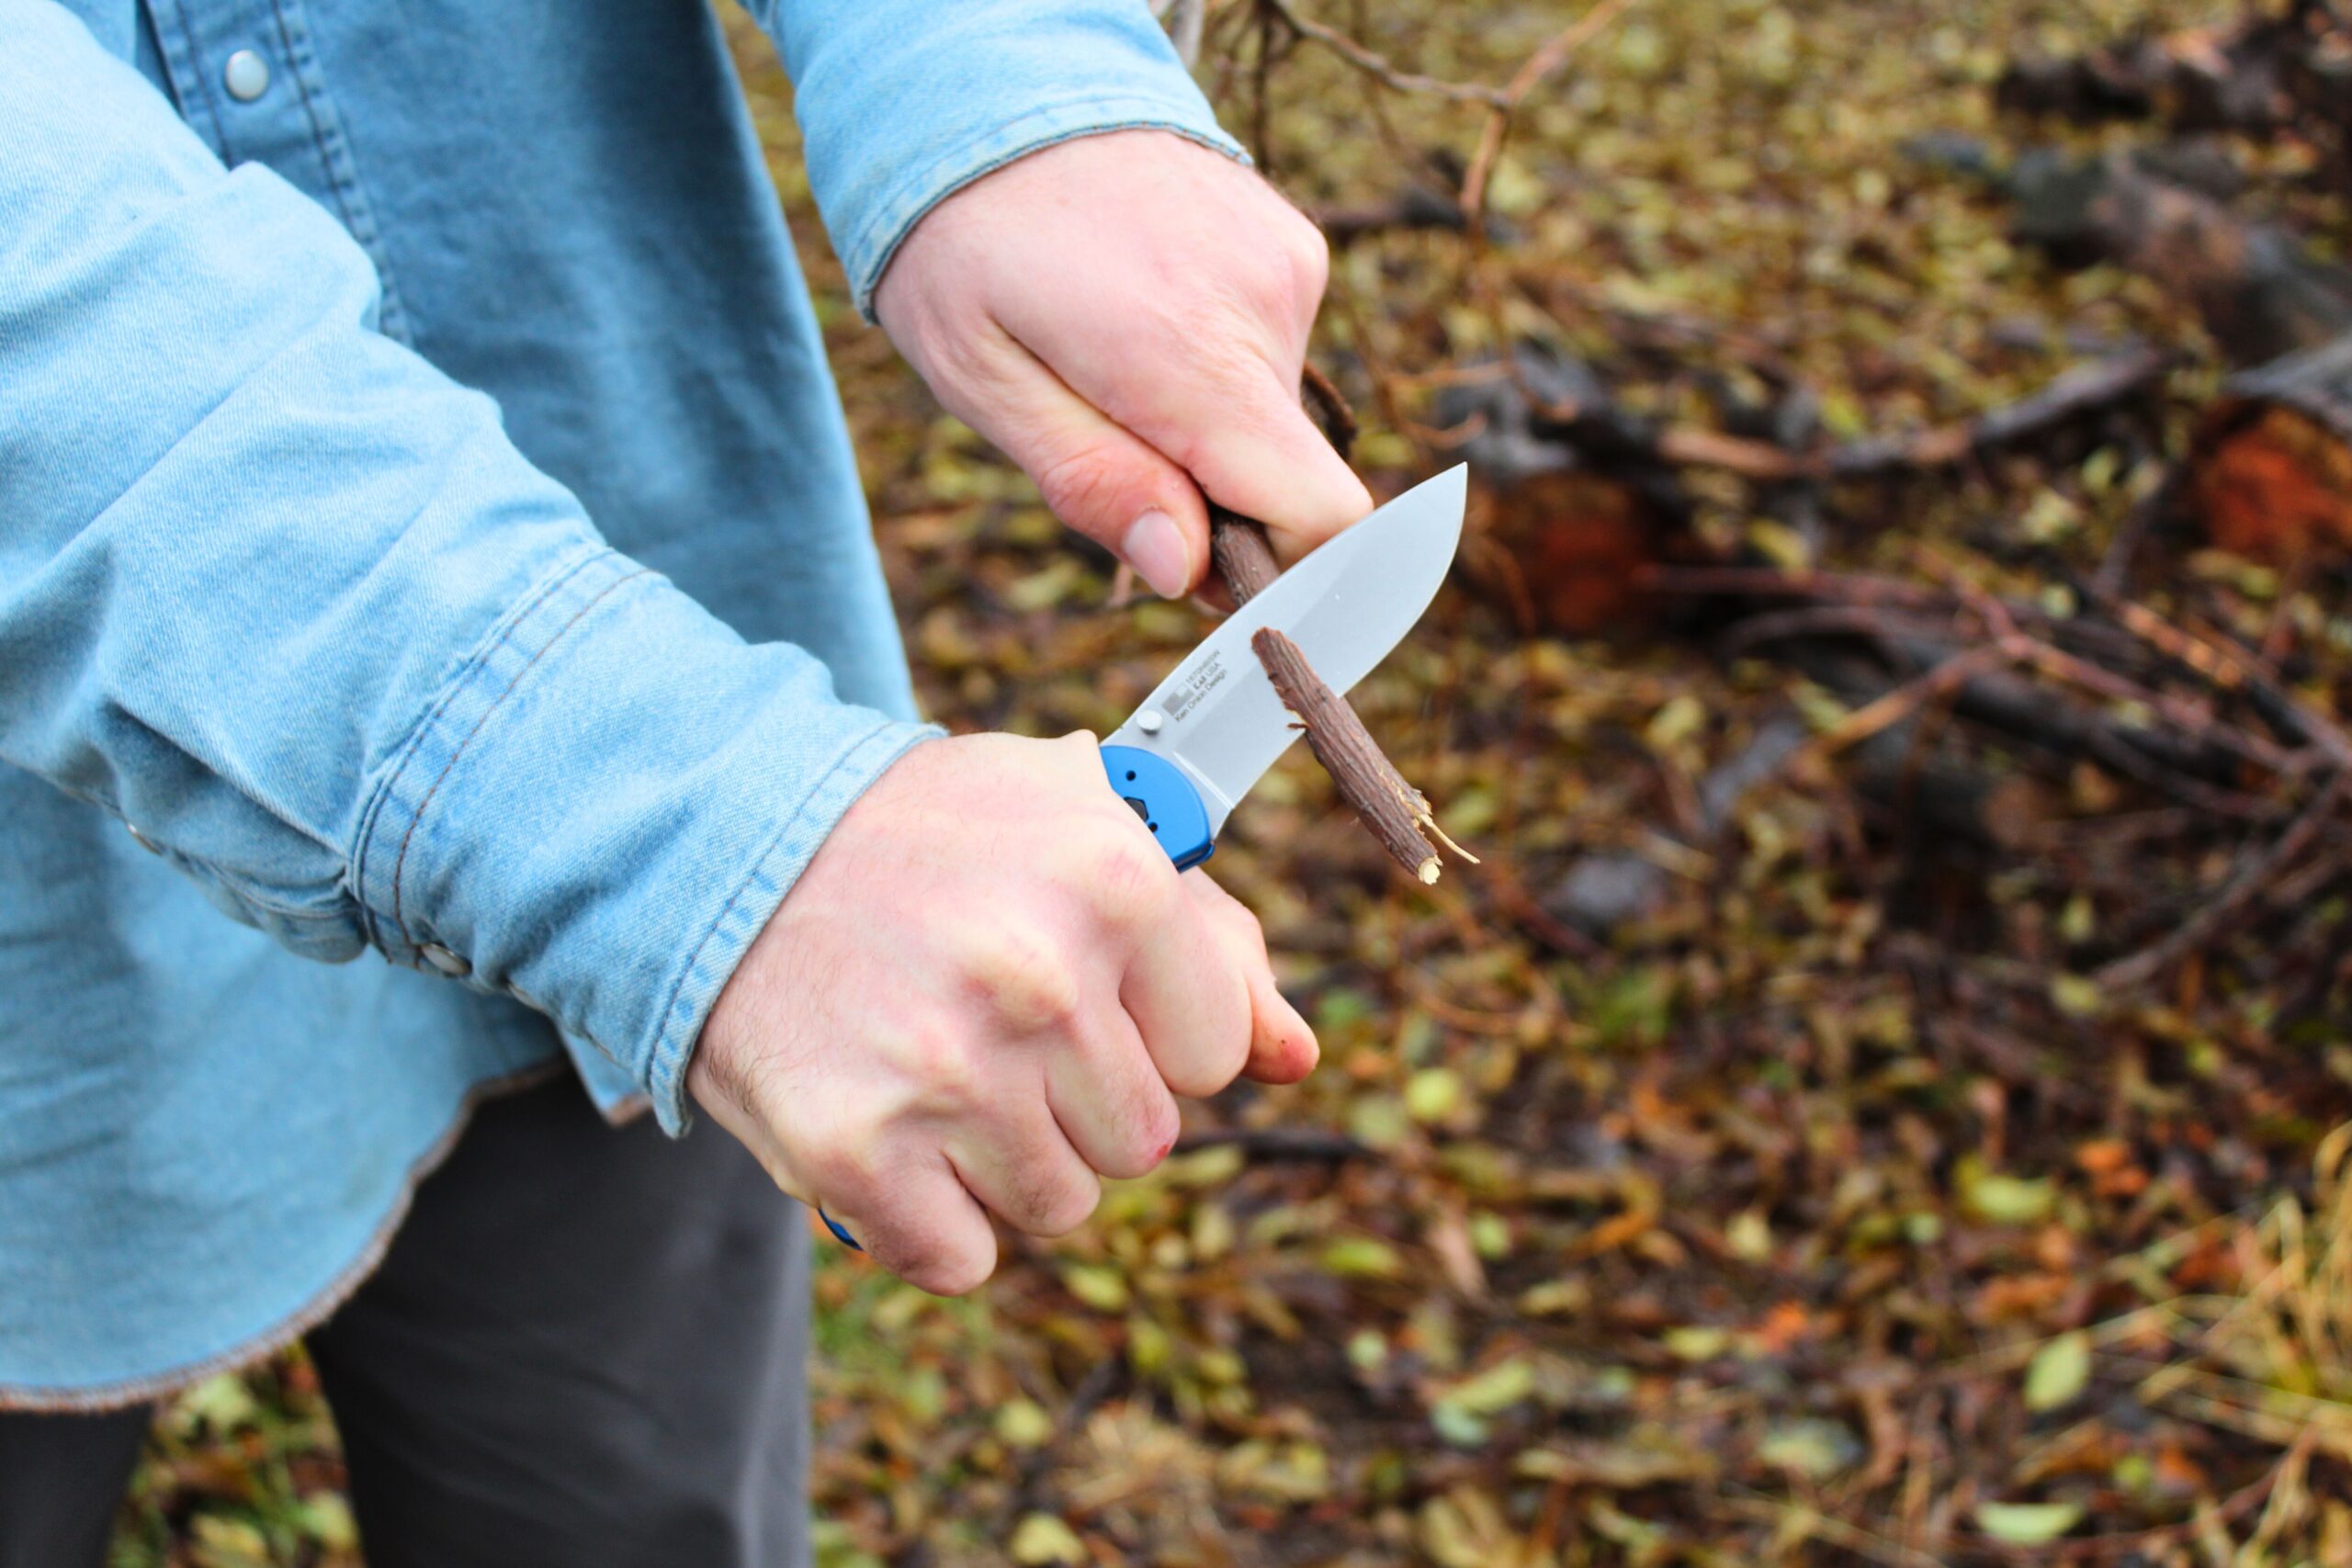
[
  {"xmin": 1251, "ymin": 626, "xmax": 1446, "ymax": 884},
  {"xmin": 1208, "ymin": 504, "xmax": 1283, "ymax": 601}
]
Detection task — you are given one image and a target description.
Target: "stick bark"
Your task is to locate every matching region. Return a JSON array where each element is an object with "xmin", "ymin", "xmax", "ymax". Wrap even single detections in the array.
[
  {"xmin": 1250, "ymin": 626, "xmax": 1443, "ymax": 884},
  {"xmin": 1206, "ymin": 504, "xmax": 1453, "ymax": 883}
]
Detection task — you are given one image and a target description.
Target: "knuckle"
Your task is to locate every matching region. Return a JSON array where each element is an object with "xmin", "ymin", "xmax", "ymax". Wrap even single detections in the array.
[
  {"xmin": 964, "ymin": 928, "xmax": 1082, "ymax": 1037},
  {"xmin": 1216, "ymin": 894, "xmax": 1270, "ymax": 950},
  {"xmin": 1012, "ymin": 1168, "xmax": 1101, "ymax": 1237},
  {"xmin": 1086, "ymin": 829, "xmax": 1171, "ymax": 922},
  {"xmin": 800, "ymin": 1128, "xmax": 883, "ymax": 1208},
  {"xmin": 1288, "ymin": 223, "xmax": 1329, "ymax": 305},
  {"xmin": 904, "ymin": 1234, "xmax": 997, "ymax": 1298},
  {"xmin": 1111, "ymin": 1089, "xmax": 1182, "ymax": 1179},
  {"xmin": 1217, "ymin": 221, "xmax": 1324, "ymax": 330},
  {"xmin": 903, "ymin": 1023, "xmax": 983, "ymax": 1111}
]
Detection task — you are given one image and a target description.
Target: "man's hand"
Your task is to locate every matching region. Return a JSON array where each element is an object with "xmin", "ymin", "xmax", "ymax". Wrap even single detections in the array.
[
  {"xmin": 690, "ymin": 734, "xmax": 1316, "ymax": 1295},
  {"xmin": 875, "ymin": 130, "xmax": 1373, "ymax": 598}
]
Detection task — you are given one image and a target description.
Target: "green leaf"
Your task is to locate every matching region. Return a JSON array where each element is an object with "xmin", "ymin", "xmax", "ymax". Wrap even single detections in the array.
[
  {"xmin": 1758, "ymin": 1418, "xmax": 1860, "ymax": 1481},
  {"xmin": 1347, "ymin": 1094, "xmax": 1413, "ymax": 1150},
  {"xmin": 995, "ymin": 1399, "xmax": 1054, "ymax": 1450},
  {"xmin": 1646, "ymin": 694, "xmax": 1709, "ymax": 749},
  {"xmin": 1959, "ymin": 1160, "xmax": 2056, "ymax": 1225},
  {"xmin": 1744, "ymin": 518, "xmax": 1814, "ymax": 570},
  {"xmin": 1430, "ymin": 1401, "xmax": 1490, "ymax": 1448},
  {"xmin": 1726, "ymin": 1209, "xmax": 1772, "ymax": 1263},
  {"xmin": 1001, "ymin": 558, "xmax": 1086, "ymax": 612},
  {"xmin": 1405, "ymin": 1067, "xmax": 1464, "ymax": 1123},
  {"xmin": 1322, "ymin": 1237, "xmax": 1404, "ymax": 1278},
  {"xmin": 1975, "ymin": 1501, "xmax": 2085, "ymax": 1545},
  {"xmin": 1314, "ymin": 987, "xmax": 1376, "ymax": 1030},
  {"xmin": 1010, "ymin": 1512, "xmax": 1088, "ymax": 1566},
  {"xmin": 2051, "ymin": 972, "xmax": 2107, "ymax": 1018},
  {"xmin": 173, "ymin": 1372, "xmax": 258, "ymax": 1437},
  {"xmin": 1216, "ymin": 1438, "xmax": 1331, "ymax": 1503},
  {"xmin": 1516, "ymin": 1278, "xmax": 1592, "ymax": 1316},
  {"xmin": 297, "ymin": 1493, "xmax": 359, "ymax": 1551},
  {"xmin": 1442, "ymin": 1357, "xmax": 1536, "ymax": 1416},
  {"xmin": 188, "ymin": 1516, "xmax": 271, "ymax": 1567},
  {"xmin": 1061, "ymin": 1264, "xmax": 1129, "ymax": 1312},
  {"xmin": 2024, "ymin": 1331, "xmax": 2093, "ymax": 1412},
  {"xmin": 1664, "ymin": 1326, "xmax": 1730, "ymax": 1361},
  {"xmin": 1160, "ymin": 1143, "xmax": 1243, "ymax": 1187}
]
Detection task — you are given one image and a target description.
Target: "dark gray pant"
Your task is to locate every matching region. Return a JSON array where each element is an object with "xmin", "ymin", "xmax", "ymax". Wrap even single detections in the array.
[{"xmin": 0, "ymin": 1074, "xmax": 812, "ymax": 1568}]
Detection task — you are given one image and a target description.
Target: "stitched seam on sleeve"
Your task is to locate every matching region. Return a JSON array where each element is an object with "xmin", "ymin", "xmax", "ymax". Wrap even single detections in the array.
[
  {"xmin": 383, "ymin": 567, "xmax": 652, "ymax": 941},
  {"xmin": 352, "ymin": 548, "xmax": 611, "ymax": 946}
]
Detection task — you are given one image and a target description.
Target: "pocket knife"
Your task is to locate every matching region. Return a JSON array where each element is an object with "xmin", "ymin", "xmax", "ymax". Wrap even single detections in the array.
[
  {"xmin": 1095, "ymin": 463, "xmax": 1466, "ymax": 871},
  {"xmin": 821, "ymin": 464, "xmax": 1466, "ymax": 1250}
]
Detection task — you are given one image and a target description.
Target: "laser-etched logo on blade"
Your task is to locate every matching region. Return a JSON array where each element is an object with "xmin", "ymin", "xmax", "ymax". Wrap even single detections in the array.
[{"xmin": 1163, "ymin": 650, "xmax": 1228, "ymax": 722}]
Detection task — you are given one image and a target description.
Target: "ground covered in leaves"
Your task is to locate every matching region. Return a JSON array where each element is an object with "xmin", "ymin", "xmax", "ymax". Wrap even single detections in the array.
[{"xmin": 118, "ymin": 0, "xmax": 2352, "ymax": 1562}]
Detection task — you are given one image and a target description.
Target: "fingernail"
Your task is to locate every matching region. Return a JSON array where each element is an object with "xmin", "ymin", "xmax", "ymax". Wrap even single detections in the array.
[{"xmin": 1122, "ymin": 510, "xmax": 1192, "ymax": 600}]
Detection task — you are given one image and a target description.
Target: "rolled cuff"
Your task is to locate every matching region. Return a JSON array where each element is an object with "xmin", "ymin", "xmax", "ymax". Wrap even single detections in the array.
[
  {"xmin": 841, "ymin": 100, "xmax": 1248, "ymax": 320},
  {"xmin": 353, "ymin": 546, "xmax": 939, "ymax": 1132}
]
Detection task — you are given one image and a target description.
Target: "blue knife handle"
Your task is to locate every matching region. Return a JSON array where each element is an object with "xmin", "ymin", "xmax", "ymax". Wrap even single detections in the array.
[
  {"xmin": 816, "ymin": 744, "xmax": 1216, "ymax": 1255},
  {"xmin": 1098, "ymin": 744, "xmax": 1216, "ymax": 872}
]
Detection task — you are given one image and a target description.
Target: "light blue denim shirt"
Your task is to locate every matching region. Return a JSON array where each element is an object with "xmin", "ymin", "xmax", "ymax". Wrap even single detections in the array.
[{"xmin": 0, "ymin": 0, "xmax": 1241, "ymax": 1407}]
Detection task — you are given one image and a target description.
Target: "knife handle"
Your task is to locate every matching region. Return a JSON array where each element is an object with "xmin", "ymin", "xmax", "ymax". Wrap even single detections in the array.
[
  {"xmin": 1100, "ymin": 744, "xmax": 1215, "ymax": 872},
  {"xmin": 1099, "ymin": 504, "xmax": 1266, "ymax": 874},
  {"xmin": 815, "ymin": 744, "xmax": 1217, "ymax": 1252}
]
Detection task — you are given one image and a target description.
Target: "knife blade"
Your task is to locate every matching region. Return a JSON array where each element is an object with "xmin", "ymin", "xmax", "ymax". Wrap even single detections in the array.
[{"xmin": 1097, "ymin": 463, "xmax": 1466, "ymax": 869}]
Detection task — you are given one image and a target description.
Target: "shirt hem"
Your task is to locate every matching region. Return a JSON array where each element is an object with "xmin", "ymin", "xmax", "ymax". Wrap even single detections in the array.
[{"xmin": 0, "ymin": 1057, "xmax": 568, "ymax": 1415}]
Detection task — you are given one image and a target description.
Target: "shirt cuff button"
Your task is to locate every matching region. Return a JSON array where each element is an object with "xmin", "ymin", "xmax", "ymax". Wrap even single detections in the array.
[{"xmin": 418, "ymin": 942, "xmax": 471, "ymax": 978}]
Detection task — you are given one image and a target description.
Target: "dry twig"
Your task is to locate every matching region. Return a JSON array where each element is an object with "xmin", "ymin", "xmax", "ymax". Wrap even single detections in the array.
[
  {"xmin": 2096, "ymin": 767, "xmax": 2351, "ymax": 988},
  {"xmin": 1253, "ymin": 625, "xmax": 1450, "ymax": 882}
]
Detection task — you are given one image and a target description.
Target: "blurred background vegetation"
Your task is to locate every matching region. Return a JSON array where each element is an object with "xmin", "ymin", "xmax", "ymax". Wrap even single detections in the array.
[{"xmin": 115, "ymin": 0, "xmax": 2352, "ymax": 1562}]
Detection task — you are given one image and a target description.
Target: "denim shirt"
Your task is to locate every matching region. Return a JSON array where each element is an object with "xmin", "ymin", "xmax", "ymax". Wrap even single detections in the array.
[{"xmin": 0, "ymin": 0, "xmax": 1240, "ymax": 1406}]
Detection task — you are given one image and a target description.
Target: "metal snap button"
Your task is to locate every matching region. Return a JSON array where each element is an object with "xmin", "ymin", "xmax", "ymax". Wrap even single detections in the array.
[
  {"xmin": 222, "ymin": 50, "xmax": 270, "ymax": 103},
  {"xmin": 418, "ymin": 942, "xmax": 471, "ymax": 978}
]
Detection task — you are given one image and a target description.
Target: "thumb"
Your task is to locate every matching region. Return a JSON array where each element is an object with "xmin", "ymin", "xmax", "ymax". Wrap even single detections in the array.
[
  {"xmin": 1105, "ymin": 355, "xmax": 1374, "ymax": 570},
  {"xmin": 942, "ymin": 334, "xmax": 1212, "ymax": 599}
]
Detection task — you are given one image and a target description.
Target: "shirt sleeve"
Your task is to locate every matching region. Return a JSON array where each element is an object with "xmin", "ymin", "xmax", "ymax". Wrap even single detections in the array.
[
  {"xmin": 0, "ymin": 0, "xmax": 937, "ymax": 1133},
  {"xmin": 752, "ymin": 0, "xmax": 1247, "ymax": 318}
]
